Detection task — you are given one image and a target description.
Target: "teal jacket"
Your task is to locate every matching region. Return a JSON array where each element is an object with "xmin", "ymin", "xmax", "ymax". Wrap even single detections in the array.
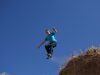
[{"xmin": 45, "ymin": 32, "xmax": 57, "ymax": 42}]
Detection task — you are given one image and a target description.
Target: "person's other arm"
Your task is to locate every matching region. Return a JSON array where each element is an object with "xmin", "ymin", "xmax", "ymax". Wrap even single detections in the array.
[
  {"xmin": 52, "ymin": 27, "xmax": 57, "ymax": 34},
  {"xmin": 37, "ymin": 40, "xmax": 46, "ymax": 48}
]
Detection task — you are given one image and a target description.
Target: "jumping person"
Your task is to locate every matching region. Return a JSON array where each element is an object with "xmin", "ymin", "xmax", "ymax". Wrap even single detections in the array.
[{"xmin": 37, "ymin": 27, "xmax": 57, "ymax": 59}]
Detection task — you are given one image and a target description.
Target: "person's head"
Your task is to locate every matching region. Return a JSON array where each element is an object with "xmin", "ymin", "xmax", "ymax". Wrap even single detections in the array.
[{"xmin": 45, "ymin": 29, "xmax": 51, "ymax": 35}]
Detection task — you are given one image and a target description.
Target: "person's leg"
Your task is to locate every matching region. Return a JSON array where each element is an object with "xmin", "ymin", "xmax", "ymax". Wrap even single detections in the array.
[
  {"xmin": 45, "ymin": 44, "xmax": 52, "ymax": 58},
  {"xmin": 45, "ymin": 44, "xmax": 51, "ymax": 54},
  {"xmin": 52, "ymin": 42, "xmax": 57, "ymax": 48},
  {"xmin": 45, "ymin": 42, "xmax": 57, "ymax": 59},
  {"xmin": 50, "ymin": 42, "xmax": 57, "ymax": 55},
  {"xmin": 49, "ymin": 45, "xmax": 53, "ymax": 55}
]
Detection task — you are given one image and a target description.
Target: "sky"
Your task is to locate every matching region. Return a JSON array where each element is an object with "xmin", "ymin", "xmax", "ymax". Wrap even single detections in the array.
[{"xmin": 0, "ymin": 0, "xmax": 100, "ymax": 75}]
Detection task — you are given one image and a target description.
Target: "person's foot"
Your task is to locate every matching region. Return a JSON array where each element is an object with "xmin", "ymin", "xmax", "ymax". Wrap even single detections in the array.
[{"xmin": 47, "ymin": 53, "xmax": 52, "ymax": 59}]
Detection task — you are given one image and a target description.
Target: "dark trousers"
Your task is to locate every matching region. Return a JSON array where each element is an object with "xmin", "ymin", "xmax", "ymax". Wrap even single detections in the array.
[{"xmin": 45, "ymin": 42, "xmax": 57, "ymax": 55}]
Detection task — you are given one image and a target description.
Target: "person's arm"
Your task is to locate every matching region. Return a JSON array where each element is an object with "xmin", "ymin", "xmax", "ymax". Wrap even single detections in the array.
[
  {"xmin": 52, "ymin": 27, "xmax": 57, "ymax": 33},
  {"xmin": 37, "ymin": 40, "xmax": 46, "ymax": 48}
]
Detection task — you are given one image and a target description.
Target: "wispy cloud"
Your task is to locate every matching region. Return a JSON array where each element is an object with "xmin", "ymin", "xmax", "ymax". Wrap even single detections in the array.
[{"xmin": 0, "ymin": 72, "xmax": 8, "ymax": 75}]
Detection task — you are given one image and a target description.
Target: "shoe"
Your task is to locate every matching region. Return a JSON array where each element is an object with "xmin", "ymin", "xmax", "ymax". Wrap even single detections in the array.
[
  {"xmin": 46, "ymin": 53, "xmax": 52, "ymax": 59},
  {"xmin": 48, "ymin": 53, "xmax": 52, "ymax": 57}
]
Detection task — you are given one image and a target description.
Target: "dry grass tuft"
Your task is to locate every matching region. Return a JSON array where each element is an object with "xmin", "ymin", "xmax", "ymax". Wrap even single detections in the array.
[{"xmin": 59, "ymin": 48, "xmax": 100, "ymax": 75}]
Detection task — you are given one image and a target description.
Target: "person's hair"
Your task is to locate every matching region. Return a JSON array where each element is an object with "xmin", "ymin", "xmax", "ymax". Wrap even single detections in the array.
[{"xmin": 45, "ymin": 29, "xmax": 50, "ymax": 32}]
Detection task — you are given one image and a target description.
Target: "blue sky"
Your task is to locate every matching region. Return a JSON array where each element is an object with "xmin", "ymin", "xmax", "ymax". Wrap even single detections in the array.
[{"xmin": 0, "ymin": 0, "xmax": 100, "ymax": 75}]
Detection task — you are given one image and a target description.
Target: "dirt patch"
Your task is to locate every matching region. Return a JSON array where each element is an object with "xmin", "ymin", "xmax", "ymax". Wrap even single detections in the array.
[{"xmin": 59, "ymin": 48, "xmax": 100, "ymax": 75}]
